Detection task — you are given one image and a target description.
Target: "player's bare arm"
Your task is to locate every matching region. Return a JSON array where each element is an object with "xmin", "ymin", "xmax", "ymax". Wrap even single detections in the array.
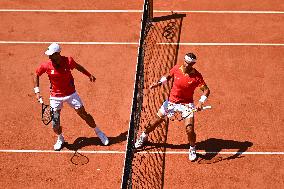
[
  {"xmin": 150, "ymin": 74, "xmax": 173, "ymax": 89},
  {"xmin": 75, "ymin": 63, "xmax": 96, "ymax": 82},
  {"xmin": 195, "ymin": 85, "xmax": 210, "ymax": 111},
  {"xmin": 33, "ymin": 74, "xmax": 43, "ymax": 103}
]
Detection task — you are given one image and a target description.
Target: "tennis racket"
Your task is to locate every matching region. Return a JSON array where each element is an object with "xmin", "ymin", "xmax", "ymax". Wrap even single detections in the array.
[
  {"xmin": 170, "ymin": 105, "xmax": 212, "ymax": 121},
  {"xmin": 39, "ymin": 97, "xmax": 53, "ymax": 125}
]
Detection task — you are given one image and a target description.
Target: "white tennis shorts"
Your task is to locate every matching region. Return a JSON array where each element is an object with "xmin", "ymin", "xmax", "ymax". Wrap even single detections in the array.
[
  {"xmin": 50, "ymin": 91, "xmax": 83, "ymax": 111},
  {"xmin": 159, "ymin": 100, "xmax": 195, "ymax": 119}
]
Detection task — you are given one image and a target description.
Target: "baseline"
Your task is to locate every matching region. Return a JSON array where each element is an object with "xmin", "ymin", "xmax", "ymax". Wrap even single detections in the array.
[{"xmin": 0, "ymin": 149, "xmax": 283, "ymax": 155}]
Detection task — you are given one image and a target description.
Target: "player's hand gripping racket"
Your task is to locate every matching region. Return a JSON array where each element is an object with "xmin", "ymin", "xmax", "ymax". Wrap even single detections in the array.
[{"xmin": 38, "ymin": 97, "xmax": 53, "ymax": 125}]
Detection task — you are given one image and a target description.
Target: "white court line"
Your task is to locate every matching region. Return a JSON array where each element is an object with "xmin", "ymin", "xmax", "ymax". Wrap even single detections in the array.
[
  {"xmin": 155, "ymin": 10, "xmax": 284, "ymax": 14},
  {"xmin": 0, "ymin": 149, "xmax": 283, "ymax": 155},
  {"xmin": 0, "ymin": 41, "xmax": 138, "ymax": 45},
  {"xmin": 0, "ymin": 9, "xmax": 143, "ymax": 13},
  {"xmin": 0, "ymin": 149, "xmax": 125, "ymax": 154},
  {"xmin": 159, "ymin": 42, "xmax": 284, "ymax": 46},
  {"xmin": 0, "ymin": 41, "xmax": 283, "ymax": 46},
  {"xmin": 0, "ymin": 9, "xmax": 283, "ymax": 14}
]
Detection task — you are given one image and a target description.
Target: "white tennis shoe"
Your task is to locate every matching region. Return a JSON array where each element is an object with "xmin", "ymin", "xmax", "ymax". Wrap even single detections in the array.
[
  {"xmin": 54, "ymin": 137, "xmax": 65, "ymax": 151},
  {"xmin": 97, "ymin": 131, "xmax": 109, "ymax": 146},
  {"xmin": 135, "ymin": 132, "xmax": 148, "ymax": 148},
  {"xmin": 189, "ymin": 146, "xmax": 197, "ymax": 161}
]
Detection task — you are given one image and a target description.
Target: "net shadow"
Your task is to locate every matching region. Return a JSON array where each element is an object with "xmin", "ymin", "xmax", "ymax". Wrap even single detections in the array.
[{"xmin": 129, "ymin": 13, "xmax": 186, "ymax": 189}]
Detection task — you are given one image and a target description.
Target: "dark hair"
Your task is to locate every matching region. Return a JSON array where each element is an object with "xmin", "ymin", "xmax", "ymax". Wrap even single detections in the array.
[{"xmin": 185, "ymin": 53, "xmax": 196, "ymax": 60}]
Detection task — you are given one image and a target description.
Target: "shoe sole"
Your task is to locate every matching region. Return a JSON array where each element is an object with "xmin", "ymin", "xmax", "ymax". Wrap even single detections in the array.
[
  {"xmin": 54, "ymin": 142, "xmax": 65, "ymax": 151},
  {"xmin": 189, "ymin": 154, "xmax": 198, "ymax": 161},
  {"xmin": 98, "ymin": 133, "xmax": 109, "ymax": 146},
  {"xmin": 103, "ymin": 139, "xmax": 109, "ymax": 146}
]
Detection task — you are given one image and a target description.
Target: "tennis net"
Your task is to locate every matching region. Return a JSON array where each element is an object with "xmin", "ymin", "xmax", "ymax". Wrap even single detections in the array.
[{"xmin": 121, "ymin": 0, "xmax": 185, "ymax": 188}]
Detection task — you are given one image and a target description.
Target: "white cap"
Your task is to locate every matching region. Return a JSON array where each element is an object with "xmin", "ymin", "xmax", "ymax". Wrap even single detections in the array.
[{"xmin": 45, "ymin": 43, "xmax": 61, "ymax": 55}]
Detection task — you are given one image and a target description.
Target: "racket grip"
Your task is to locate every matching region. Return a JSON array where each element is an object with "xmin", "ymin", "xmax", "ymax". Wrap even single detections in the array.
[
  {"xmin": 38, "ymin": 97, "xmax": 44, "ymax": 104},
  {"xmin": 202, "ymin": 105, "xmax": 212, "ymax": 110}
]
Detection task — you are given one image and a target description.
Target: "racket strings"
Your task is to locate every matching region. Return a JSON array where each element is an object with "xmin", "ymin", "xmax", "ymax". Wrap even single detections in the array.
[{"xmin": 42, "ymin": 105, "xmax": 53, "ymax": 125}]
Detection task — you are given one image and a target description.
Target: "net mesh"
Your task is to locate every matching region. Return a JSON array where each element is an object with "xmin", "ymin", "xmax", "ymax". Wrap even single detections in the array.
[{"xmin": 121, "ymin": 1, "xmax": 185, "ymax": 188}]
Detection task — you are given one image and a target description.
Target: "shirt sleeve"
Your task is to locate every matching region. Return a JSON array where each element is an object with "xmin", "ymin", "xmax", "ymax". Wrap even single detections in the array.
[
  {"xmin": 35, "ymin": 63, "xmax": 47, "ymax": 76},
  {"xmin": 68, "ymin": 57, "xmax": 77, "ymax": 70}
]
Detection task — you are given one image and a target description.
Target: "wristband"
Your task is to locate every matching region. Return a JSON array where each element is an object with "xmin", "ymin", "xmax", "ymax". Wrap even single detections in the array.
[
  {"xmin": 199, "ymin": 95, "xmax": 207, "ymax": 103},
  {"xmin": 159, "ymin": 76, "xmax": 167, "ymax": 84},
  {"xmin": 34, "ymin": 87, "xmax": 40, "ymax": 94}
]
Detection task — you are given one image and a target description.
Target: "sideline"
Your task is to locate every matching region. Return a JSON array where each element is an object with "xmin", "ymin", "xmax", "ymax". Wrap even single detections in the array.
[
  {"xmin": 0, "ymin": 149, "xmax": 283, "ymax": 155},
  {"xmin": 0, "ymin": 41, "xmax": 283, "ymax": 46},
  {"xmin": 0, "ymin": 9, "xmax": 283, "ymax": 14}
]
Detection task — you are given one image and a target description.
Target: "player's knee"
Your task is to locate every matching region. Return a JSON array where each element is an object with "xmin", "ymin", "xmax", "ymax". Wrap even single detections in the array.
[
  {"xmin": 157, "ymin": 111, "xmax": 166, "ymax": 119},
  {"xmin": 52, "ymin": 111, "xmax": 60, "ymax": 129}
]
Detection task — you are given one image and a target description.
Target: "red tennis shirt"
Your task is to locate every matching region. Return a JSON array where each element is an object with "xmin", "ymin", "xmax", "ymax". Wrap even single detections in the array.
[
  {"xmin": 36, "ymin": 56, "xmax": 77, "ymax": 97},
  {"xmin": 169, "ymin": 65, "xmax": 206, "ymax": 104}
]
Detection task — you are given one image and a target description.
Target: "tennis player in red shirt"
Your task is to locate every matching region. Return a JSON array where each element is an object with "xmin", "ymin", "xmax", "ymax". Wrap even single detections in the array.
[
  {"xmin": 135, "ymin": 53, "xmax": 210, "ymax": 161},
  {"xmin": 34, "ymin": 43, "xmax": 109, "ymax": 151}
]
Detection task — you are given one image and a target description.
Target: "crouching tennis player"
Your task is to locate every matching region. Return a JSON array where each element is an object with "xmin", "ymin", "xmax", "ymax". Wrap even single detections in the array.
[
  {"xmin": 135, "ymin": 53, "xmax": 210, "ymax": 161},
  {"xmin": 33, "ymin": 43, "xmax": 109, "ymax": 151}
]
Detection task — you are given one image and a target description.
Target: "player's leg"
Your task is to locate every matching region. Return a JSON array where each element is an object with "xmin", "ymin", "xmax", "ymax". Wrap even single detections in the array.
[
  {"xmin": 185, "ymin": 117, "xmax": 196, "ymax": 147},
  {"xmin": 145, "ymin": 112, "xmax": 166, "ymax": 134},
  {"xmin": 50, "ymin": 98, "xmax": 65, "ymax": 151},
  {"xmin": 75, "ymin": 106, "xmax": 96, "ymax": 128},
  {"xmin": 135, "ymin": 101, "xmax": 168, "ymax": 148},
  {"xmin": 68, "ymin": 92, "xmax": 109, "ymax": 145},
  {"xmin": 146, "ymin": 100, "xmax": 171, "ymax": 134},
  {"xmin": 134, "ymin": 113, "xmax": 166, "ymax": 148},
  {"xmin": 184, "ymin": 116, "xmax": 197, "ymax": 161},
  {"xmin": 52, "ymin": 110, "xmax": 62, "ymax": 134},
  {"xmin": 75, "ymin": 106, "xmax": 109, "ymax": 146}
]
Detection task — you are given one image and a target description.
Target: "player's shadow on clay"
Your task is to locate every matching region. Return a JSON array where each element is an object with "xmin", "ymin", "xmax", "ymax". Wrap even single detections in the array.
[
  {"xmin": 147, "ymin": 138, "xmax": 253, "ymax": 163},
  {"xmin": 195, "ymin": 138, "xmax": 253, "ymax": 164},
  {"xmin": 64, "ymin": 131, "xmax": 128, "ymax": 151}
]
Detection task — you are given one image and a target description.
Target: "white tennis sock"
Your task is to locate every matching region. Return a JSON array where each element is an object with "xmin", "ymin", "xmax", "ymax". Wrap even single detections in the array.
[
  {"xmin": 190, "ymin": 145, "xmax": 196, "ymax": 150},
  {"xmin": 58, "ymin": 133, "xmax": 64, "ymax": 140},
  {"xmin": 94, "ymin": 127, "xmax": 101, "ymax": 134}
]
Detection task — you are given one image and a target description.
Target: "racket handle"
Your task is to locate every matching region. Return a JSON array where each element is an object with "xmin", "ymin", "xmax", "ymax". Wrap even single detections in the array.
[
  {"xmin": 193, "ymin": 105, "xmax": 212, "ymax": 112},
  {"xmin": 202, "ymin": 105, "xmax": 212, "ymax": 110},
  {"xmin": 38, "ymin": 97, "xmax": 44, "ymax": 104}
]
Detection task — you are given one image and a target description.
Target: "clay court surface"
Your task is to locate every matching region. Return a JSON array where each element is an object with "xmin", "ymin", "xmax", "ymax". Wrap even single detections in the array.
[{"xmin": 0, "ymin": 0, "xmax": 283, "ymax": 188}]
